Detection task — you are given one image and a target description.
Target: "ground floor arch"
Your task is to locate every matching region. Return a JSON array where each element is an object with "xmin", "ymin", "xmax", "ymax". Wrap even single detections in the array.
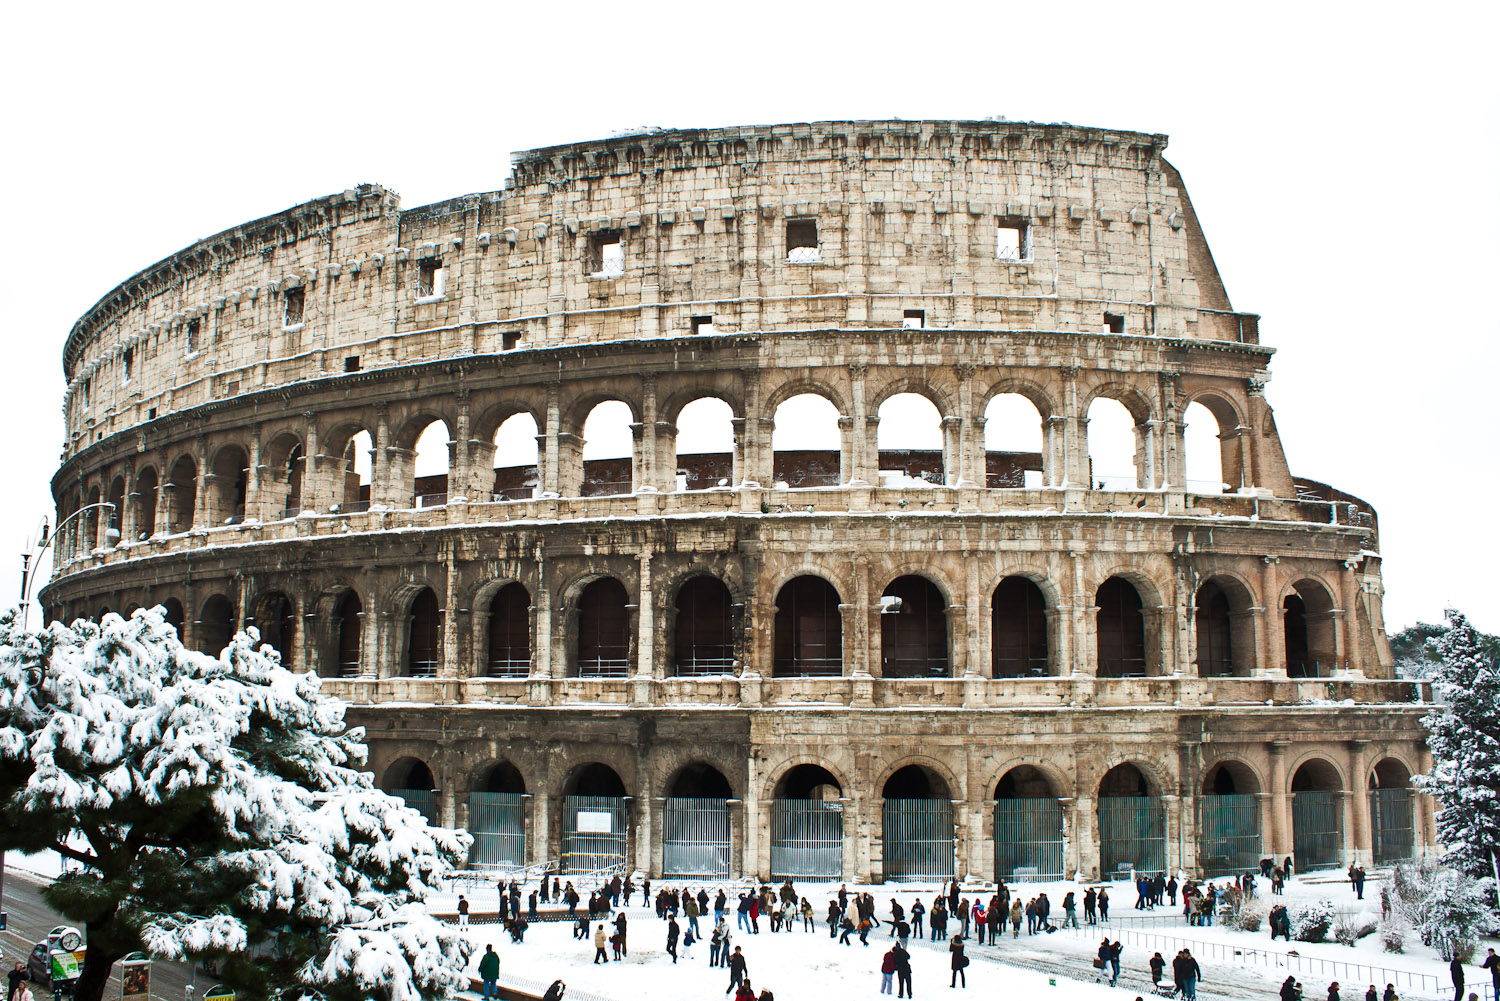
[
  {"xmin": 770, "ymin": 763, "xmax": 845, "ymax": 879},
  {"xmin": 1369, "ymin": 758, "xmax": 1415, "ymax": 865},
  {"xmin": 663, "ymin": 762, "xmax": 734, "ymax": 878},
  {"xmin": 561, "ymin": 763, "xmax": 630, "ymax": 873},
  {"xmin": 383, "ymin": 757, "xmax": 439, "ymax": 826},
  {"xmin": 252, "ymin": 591, "xmax": 296, "ymax": 666},
  {"xmin": 1097, "ymin": 763, "xmax": 1165, "ymax": 877},
  {"xmin": 469, "ymin": 761, "xmax": 527, "ymax": 869},
  {"xmin": 198, "ymin": 593, "xmax": 235, "ymax": 655},
  {"xmin": 993, "ymin": 765, "xmax": 1064, "ymax": 880},
  {"xmin": 1198, "ymin": 760, "xmax": 1262, "ymax": 875},
  {"xmin": 881, "ymin": 764, "xmax": 954, "ymax": 881},
  {"xmin": 1290, "ymin": 757, "xmax": 1344, "ymax": 870}
]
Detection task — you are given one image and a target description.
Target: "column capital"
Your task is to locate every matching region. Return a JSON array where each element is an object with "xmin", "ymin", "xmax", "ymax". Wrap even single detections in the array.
[{"xmin": 1270, "ymin": 739, "xmax": 1291, "ymax": 755}]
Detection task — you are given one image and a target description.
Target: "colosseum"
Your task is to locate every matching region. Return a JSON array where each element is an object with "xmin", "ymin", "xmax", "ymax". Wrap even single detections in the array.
[{"xmin": 44, "ymin": 119, "xmax": 1434, "ymax": 884}]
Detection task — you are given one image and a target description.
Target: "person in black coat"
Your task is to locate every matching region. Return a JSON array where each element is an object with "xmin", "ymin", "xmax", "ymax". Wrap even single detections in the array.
[
  {"xmin": 893, "ymin": 942, "xmax": 913, "ymax": 999},
  {"xmin": 1149, "ymin": 952, "xmax": 1165, "ymax": 987},
  {"xmin": 1450, "ymin": 958, "xmax": 1464, "ymax": 1001},
  {"xmin": 949, "ymin": 936, "xmax": 968, "ymax": 988},
  {"xmin": 1280, "ymin": 978, "xmax": 1301, "ymax": 1001}
]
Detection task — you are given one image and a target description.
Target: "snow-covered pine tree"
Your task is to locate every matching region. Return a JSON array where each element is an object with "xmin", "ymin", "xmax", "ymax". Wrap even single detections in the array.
[
  {"xmin": 1414, "ymin": 608, "xmax": 1500, "ymax": 882},
  {"xmin": 0, "ymin": 606, "xmax": 473, "ymax": 1001}
]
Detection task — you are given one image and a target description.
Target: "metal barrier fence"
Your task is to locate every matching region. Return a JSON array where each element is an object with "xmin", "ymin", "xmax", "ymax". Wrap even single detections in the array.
[
  {"xmin": 1292, "ymin": 791, "xmax": 1343, "ymax": 870},
  {"xmin": 994, "ymin": 798, "xmax": 1064, "ymax": 880},
  {"xmin": 663, "ymin": 797, "xmax": 731, "ymax": 878},
  {"xmin": 1098, "ymin": 796, "xmax": 1166, "ymax": 875},
  {"xmin": 1371, "ymin": 789, "xmax": 1414, "ymax": 865},
  {"xmin": 883, "ymin": 798, "xmax": 954, "ymax": 881},
  {"xmin": 1198, "ymin": 794, "xmax": 1261, "ymax": 876},
  {"xmin": 562, "ymin": 795, "xmax": 628, "ymax": 873},
  {"xmin": 1097, "ymin": 926, "xmax": 1442, "ymax": 998},
  {"xmin": 469, "ymin": 791, "xmax": 526, "ymax": 868},
  {"xmin": 770, "ymin": 799, "xmax": 843, "ymax": 878},
  {"xmin": 395, "ymin": 787, "xmax": 438, "ymax": 826}
]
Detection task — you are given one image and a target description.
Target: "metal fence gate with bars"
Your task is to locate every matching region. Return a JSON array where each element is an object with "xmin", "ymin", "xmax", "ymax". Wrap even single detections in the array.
[
  {"xmin": 1197, "ymin": 794, "xmax": 1261, "ymax": 876},
  {"xmin": 1291, "ymin": 790, "xmax": 1343, "ymax": 870},
  {"xmin": 395, "ymin": 788, "xmax": 438, "ymax": 827},
  {"xmin": 770, "ymin": 800, "xmax": 844, "ymax": 879},
  {"xmin": 1370, "ymin": 788, "xmax": 1414, "ymax": 865},
  {"xmin": 882, "ymin": 799, "xmax": 955, "ymax": 881},
  {"xmin": 468, "ymin": 792, "xmax": 527, "ymax": 869},
  {"xmin": 562, "ymin": 795, "xmax": 629, "ymax": 873},
  {"xmin": 993, "ymin": 799, "xmax": 1064, "ymax": 881},
  {"xmin": 1097, "ymin": 797, "xmax": 1166, "ymax": 877},
  {"xmin": 662, "ymin": 797, "xmax": 732, "ymax": 878}
]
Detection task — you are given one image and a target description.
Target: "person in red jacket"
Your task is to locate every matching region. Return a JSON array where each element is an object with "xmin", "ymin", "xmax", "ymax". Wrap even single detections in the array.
[{"xmin": 881, "ymin": 947, "xmax": 898, "ymax": 995}]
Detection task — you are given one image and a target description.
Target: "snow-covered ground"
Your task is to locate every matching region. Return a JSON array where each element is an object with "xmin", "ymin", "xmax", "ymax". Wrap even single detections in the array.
[{"xmin": 434, "ymin": 872, "xmax": 1493, "ymax": 1001}]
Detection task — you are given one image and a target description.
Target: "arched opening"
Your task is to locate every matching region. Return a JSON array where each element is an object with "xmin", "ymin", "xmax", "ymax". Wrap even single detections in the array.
[
  {"xmin": 335, "ymin": 429, "xmax": 374, "ymax": 513},
  {"xmin": 159, "ymin": 597, "xmax": 185, "ymax": 639},
  {"xmin": 470, "ymin": 762, "xmax": 527, "ymax": 869},
  {"xmin": 876, "ymin": 393, "xmax": 945, "ymax": 488},
  {"xmin": 485, "ymin": 582, "xmax": 531, "ymax": 677},
  {"xmin": 1097, "ymin": 763, "xmax": 1165, "ymax": 877},
  {"xmin": 771, "ymin": 764, "xmax": 844, "ymax": 879},
  {"xmin": 576, "ymin": 577, "xmax": 630, "ymax": 677},
  {"xmin": 106, "ymin": 477, "xmax": 125, "ymax": 547},
  {"xmin": 1086, "ymin": 397, "xmax": 1141, "ymax": 490},
  {"xmin": 84, "ymin": 485, "xmax": 101, "ymax": 549},
  {"xmin": 264, "ymin": 433, "xmax": 305, "ymax": 519},
  {"xmin": 561, "ymin": 763, "xmax": 629, "ymax": 873},
  {"xmin": 984, "ymin": 393, "xmax": 1046, "ymax": 488},
  {"xmin": 411, "ymin": 420, "xmax": 451, "ymax": 508},
  {"xmin": 132, "ymin": 467, "xmax": 158, "ymax": 541},
  {"xmin": 1184, "ymin": 400, "xmax": 1235, "ymax": 494},
  {"xmin": 1284, "ymin": 579, "xmax": 1337, "ymax": 677},
  {"xmin": 197, "ymin": 594, "xmax": 235, "ymax": 656},
  {"xmin": 992, "ymin": 576, "xmax": 1049, "ymax": 677},
  {"xmin": 1369, "ymin": 759, "xmax": 1414, "ymax": 864},
  {"xmin": 165, "ymin": 455, "xmax": 197, "ymax": 533},
  {"xmin": 1198, "ymin": 761, "xmax": 1262, "ymax": 875},
  {"xmin": 1096, "ymin": 576, "xmax": 1147, "ymax": 677},
  {"xmin": 1291, "ymin": 758, "xmax": 1344, "ymax": 870},
  {"xmin": 673, "ymin": 576, "xmax": 735, "ymax": 675},
  {"xmin": 882, "ymin": 764, "xmax": 954, "ymax": 881},
  {"xmin": 1194, "ymin": 576, "xmax": 1256, "ymax": 677},
  {"xmin": 994, "ymin": 766, "xmax": 1065, "ymax": 880},
  {"xmin": 383, "ymin": 758, "xmax": 439, "ymax": 826},
  {"xmin": 492, "ymin": 412, "xmax": 540, "ymax": 501},
  {"xmin": 673, "ymin": 397, "xmax": 734, "ymax": 491},
  {"xmin": 880, "ymin": 575, "xmax": 949, "ymax": 677},
  {"xmin": 772, "ymin": 393, "xmax": 841, "ymax": 488},
  {"xmin": 405, "ymin": 587, "xmax": 441, "ymax": 677},
  {"xmin": 581, "ymin": 400, "xmax": 634, "ymax": 497},
  {"xmin": 252, "ymin": 592, "xmax": 296, "ymax": 666},
  {"xmin": 208, "ymin": 445, "xmax": 249, "ymax": 525},
  {"xmin": 333, "ymin": 590, "xmax": 363, "ymax": 677},
  {"xmin": 664, "ymin": 763, "xmax": 733, "ymax": 878},
  {"xmin": 773, "ymin": 575, "xmax": 843, "ymax": 677}
]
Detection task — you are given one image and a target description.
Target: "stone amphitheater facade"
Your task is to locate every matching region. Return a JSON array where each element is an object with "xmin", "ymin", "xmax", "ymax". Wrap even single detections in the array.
[{"xmin": 44, "ymin": 120, "xmax": 1434, "ymax": 883}]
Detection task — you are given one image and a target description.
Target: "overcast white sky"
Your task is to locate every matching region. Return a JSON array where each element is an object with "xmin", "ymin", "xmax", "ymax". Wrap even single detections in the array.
[{"xmin": 2, "ymin": 1, "xmax": 1495, "ymax": 634}]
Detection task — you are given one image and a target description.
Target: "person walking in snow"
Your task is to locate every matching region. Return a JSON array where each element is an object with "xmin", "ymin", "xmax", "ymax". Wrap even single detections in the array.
[
  {"xmin": 457, "ymin": 894, "xmax": 470, "ymax": 927},
  {"xmin": 666, "ymin": 914, "xmax": 680, "ymax": 964},
  {"xmin": 949, "ymin": 935, "xmax": 968, "ymax": 989},
  {"xmin": 477, "ymin": 945, "xmax": 499, "ymax": 1000},
  {"xmin": 880, "ymin": 947, "xmax": 897, "ymax": 995},
  {"xmin": 1010, "ymin": 898, "xmax": 1023, "ymax": 937},
  {"xmin": 1099, "ymin": 887, "xmax": 1111, "ymax": 922},
  {"xmin": 1149, "ymin": 951, "xmax": 1165, "ymax": 988},
  {"xmin": 1062, "ymin": 891, "xmax": 1078, "ymax": 929},
  {"xmin": 1084, "ymin": 886, "xmax": 1098, "ymax": 924},
  {"xmin": 725, "ymin": 945, "xmax": 748, "ymax": 995},
  {"xmin": 1329, "ymin": 983, "xmax": 1342, "ymax": 1001},
  {"xmin": 894, "ymin": 941, "xmax": 913, "ymax": 998},
  {"xmin": 1482, "ymin": 950, "xmax": 1500, "ymax": 1001},
  {"xmin": 593, "ymin": 923, "xmax": 609, "ymax": 963},
  {"xmin": 1451, "ymin": 958, "xmax": 1465, "ymax": 1001},
  {"xmin": 911, "ymin": 897, "xmax": 926, "ymax": 938},
  {"xmin": 613, "ymin": 909, "xmax": 628, "ymax": 956}
]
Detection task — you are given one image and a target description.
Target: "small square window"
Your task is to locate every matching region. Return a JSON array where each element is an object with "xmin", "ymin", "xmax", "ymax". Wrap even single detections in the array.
[
  {"xmin": 1103, "ymin": 312, "xmax": 1125, "ymax": 334},
  {"xmin": 787, "ymin": 219, "xmax": 819, "ymax": 263},
  {"xmin": 82, "ymin": 377, "xmax": 91, "ymax": 409},
  {"xmin": 902, "ymin": 310, "xmax": 925, "ymax": 329},
  {"xmin": 122, "ymin": 347, "xmax": 133, "ymax": 382},
  {"xmin": 186, "ymin": 319, "xmax": 200, "ymax": 354},
  {"xmin": 344, "ymin": 356, "xmax": 361, "ymax": 373},
  {"xmin": 690, "ymin": 315, "xmax": 715, "ymax": 336},
  {"xmin": 147, "ymin": 406, "xmax": 157, "ymax": 420},
  {"xmin": 284, "ymin": 288, "xmax": 305, "ymax": 326},
  {"xmin": 587, "ymin": 231, "xmax": 625, "ymax": 277},
  {"xmin": 501, "ymin": 330, "xmax": 522, "ymax": 351},
  {"xmin": 417, "ymin": 257, "xmax": 445, "ymax": 298},
  {"xmin": 996, "ymin": 219, "xmax": 1031, "ymax": 262}
]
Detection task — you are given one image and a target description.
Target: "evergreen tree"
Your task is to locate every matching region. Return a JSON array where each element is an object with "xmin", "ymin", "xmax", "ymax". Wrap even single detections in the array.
[
  {"xmin": 1415, "ymin": 608, "xmax": 1500, "ymax": 881},
  {"xmin": 0, "ymin": 607, "xmax": 472, "ymax": 1001}
]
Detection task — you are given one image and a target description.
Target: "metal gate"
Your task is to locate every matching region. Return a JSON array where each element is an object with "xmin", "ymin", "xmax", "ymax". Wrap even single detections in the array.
[
  {"xmin": 1198, "ymin": 794, "xmax": 1260, "ymax": 875},
  {"xmin": 1098, "ymin": 797, "xmax": 1166, "ymax": 877},
  {"xmin": 469, "ymin": 792, "xmax": 526, "ymax": 869},
  {"xmin": 994, "ymin": 798, "xmax": 1064, "ymax": 881},
  {"xmin": 1291, "ymin": 790, "xmax": 1342, "ymax": 870},
  {"xmin": 883, "ymin": 799, "xmax": 954, "ymax": 881},
  {"xmin": 770, "ymin": 799, "xmax": 843, "ymax": 879},
  {"xmin": 663, "ymin": 797, "xmax": 731, "ymax": 878},
  {"xmin": 562, "ymin": 795, "xmax": 629, "ymax": 873},
  {"xmin": 395, "ymin": 788, "xmax": 439, "ymax": 827},
  {"xmin": 1370, "ymin": 788, "xmax": 1414, "ymax": 865}
]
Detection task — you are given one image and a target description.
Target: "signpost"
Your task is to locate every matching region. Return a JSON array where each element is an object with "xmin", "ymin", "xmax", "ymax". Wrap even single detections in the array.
[
  {"xmin": 202, "ymin": 986, "xmax": 234, "ymax": 1001},
  {"xmin": 122, "ymin": 952, "xmax": 152, "ymax": 1001}
]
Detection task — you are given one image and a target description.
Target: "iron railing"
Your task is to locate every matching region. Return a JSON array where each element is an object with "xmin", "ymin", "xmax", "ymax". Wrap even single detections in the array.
[
  {"xmin": 1292, "ymin": 790, "xmax": 1343, "ymax": 870},
  {"xmin": 562, "ymin": 795, "xmax": 629, "ymax": 873},
  {"xmin": 1371, "ymin": 788, "xmax": 1414, "ymax": 865},
  {"xmin": 662, "ymin": 797, "xmax": 732, "ymax": 878},
  {"xmin": 883, "ymin": 799, "xmax": 954, "ymax": 881},
  {"xmin": 770, "ymin": 799, "xmax": 843, "ymax": 878},
  {"xmin": 469, "ymin": 791, "xmax": 526, "ymax": 868},
  {"xmin": 1098, "ymin": 796, "xmax": 1166, "ymax": 876},
  {"xmin": 1198, "ymin": 793, "xmax": 1261, "ymax": 876},
  {"xmin": 395, "ymin": 788, "xmax": 439, "ymax": 826},
  {"xmin": 994, "ymin": 798, "xmax": 1064, "ymax": 880}
]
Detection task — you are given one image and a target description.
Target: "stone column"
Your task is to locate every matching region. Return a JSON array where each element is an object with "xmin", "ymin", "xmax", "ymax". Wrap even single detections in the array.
[
  {"xmin": 541, "ymin": 385, "xmax": 562, "ymax": 497},
  {"xmin": 1255, "ymin": 792, "xmax": 1275, "ymax": 859},
  {"xmin": 1348, "ymin": 740, "xmax": 1371, "ymax": 863},
  {"xmin": 1058, "ymin": 797, "xmax": 1077, "ymax": 879},
  {"xmin": 1416, "ymin": 743, "xmax": 1437, "ymax": 852},
  {"xmin": 153, "ymin": 462, "xmax": 170, "ymax": 536},
  {"xmin": 847, "ymin": 364, "xmax": 870, "ymax": 485},
  {"xmin": 633, "ymin": 544, "xmax": 655, "ymax": 697},
  {"xmin": 244, "ymin": 431, "xmax": 262, "ymax": 522},
  {"xmin": 193, "ymin": 437, "xmax": 210, "ymax": 530},
  {"xmin": 441, "ymin": 547, "xmax": 461, "ymax": 680},
  {"xmin": 1268, "ymin": 740, "xmax": 1291, "ymax": 858},
  {"xmin": 655, "ymin": 423, "xmax": 678, "ymax": 492},
  {"xmin": 1060, "ymin": 368, "xmax": 1087, "ymax": 487},
  {"xmin": 739, "ymin": 371, "xmax": 766, "ymax": 489},
  {"xmin": 1258, "ymin": 556, "xmax": 1284, "ymax": 676},
  {"xmin": 635, "ymin": 375, "xmax": 659, "ymax": 493},
  {"xmin": 1044, "ymin": 415, "xmax": 1066, "ymax": 488},
  {"xmin": 955, "ymin": 364, "xmax": 980, "ymax": 488},
  {"xmin": 946, "ymin": 604, "xmax": 967, "ymax": 677},
  {"xmin": 372, "ymin": 405, "xmax": 391, "ymax": 507},
  {"xmin": 300, "ymin": 417, "xmax": 319, "ymax": 515},
  {"xmin": 1162, "ymin": 793, "xmax": 1183, "ymax": 874},
  {"xmin": 837, "ymin": 416, "xmax": 856, "ymax": 486},
  {"xmin": 964, "ymin": 556, "xmax": 983, "ymax": 678},
  {"xmin": 1341, "ymin": 561, "xmax": 1365, "ymax": 677},
  {"xmin": 451, "ymin": 391, "xmax": 471, "ymax": 502},
  {"xmin": 1074, "ymin": 794, "xmax": 1098, "ymax": 880}
]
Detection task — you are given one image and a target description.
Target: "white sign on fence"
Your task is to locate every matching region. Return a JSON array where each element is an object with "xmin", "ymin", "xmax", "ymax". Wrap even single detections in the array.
[{"xmin": 575, "ymin": 811, "xmax": 614, "ymax": 834}]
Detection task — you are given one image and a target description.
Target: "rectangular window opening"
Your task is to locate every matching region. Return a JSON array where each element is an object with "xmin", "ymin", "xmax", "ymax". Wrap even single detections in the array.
[
  {"xmin": 587, "ymin": 231, "xmax": 625, "ymax": 277},
  {"xmin": 417, "ymin": 257, "xmax": 446, "ymax": 298},
  {"xmin": 82, "ymin": 377, "xmax": 91, "ymax": 409},
  {"xmin": 787, "ymin": 218, "xmax": 819, "ymax": 263},
  {"xmin": 122, "ymin": 347, "xmax": 133, "ymax": 382},
  {"xmin": 690, "ymin": 315, "xmax": 715, "ymax": 336},
  {"xmin": 1103, "ymin": 312, "xmax": 1125, "ymax": 334},
  {"xmin": 186, "ymin": 319, "xmax": 200, "ymax": 354},
  {"xmin": 996, "ymin": 219, "xmax": 1030, "ymax": 262},
  {"xmin": 284, "ymin": 288, "xmax": 305, "ymax": 326},
  {"xmin": 147, "ymin": 406, "xmax": 157, "ymax": 420},
  {"xmin": 902, "ymin": 309, "xmax": 926, "ymax": 329},
  {"xmin": 501, "ymin": 330, "xmax": 522, "ymax": 351},
  {"xmin": 344, "ymin": 355, "xmax": 361, "ymax": 373}
]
